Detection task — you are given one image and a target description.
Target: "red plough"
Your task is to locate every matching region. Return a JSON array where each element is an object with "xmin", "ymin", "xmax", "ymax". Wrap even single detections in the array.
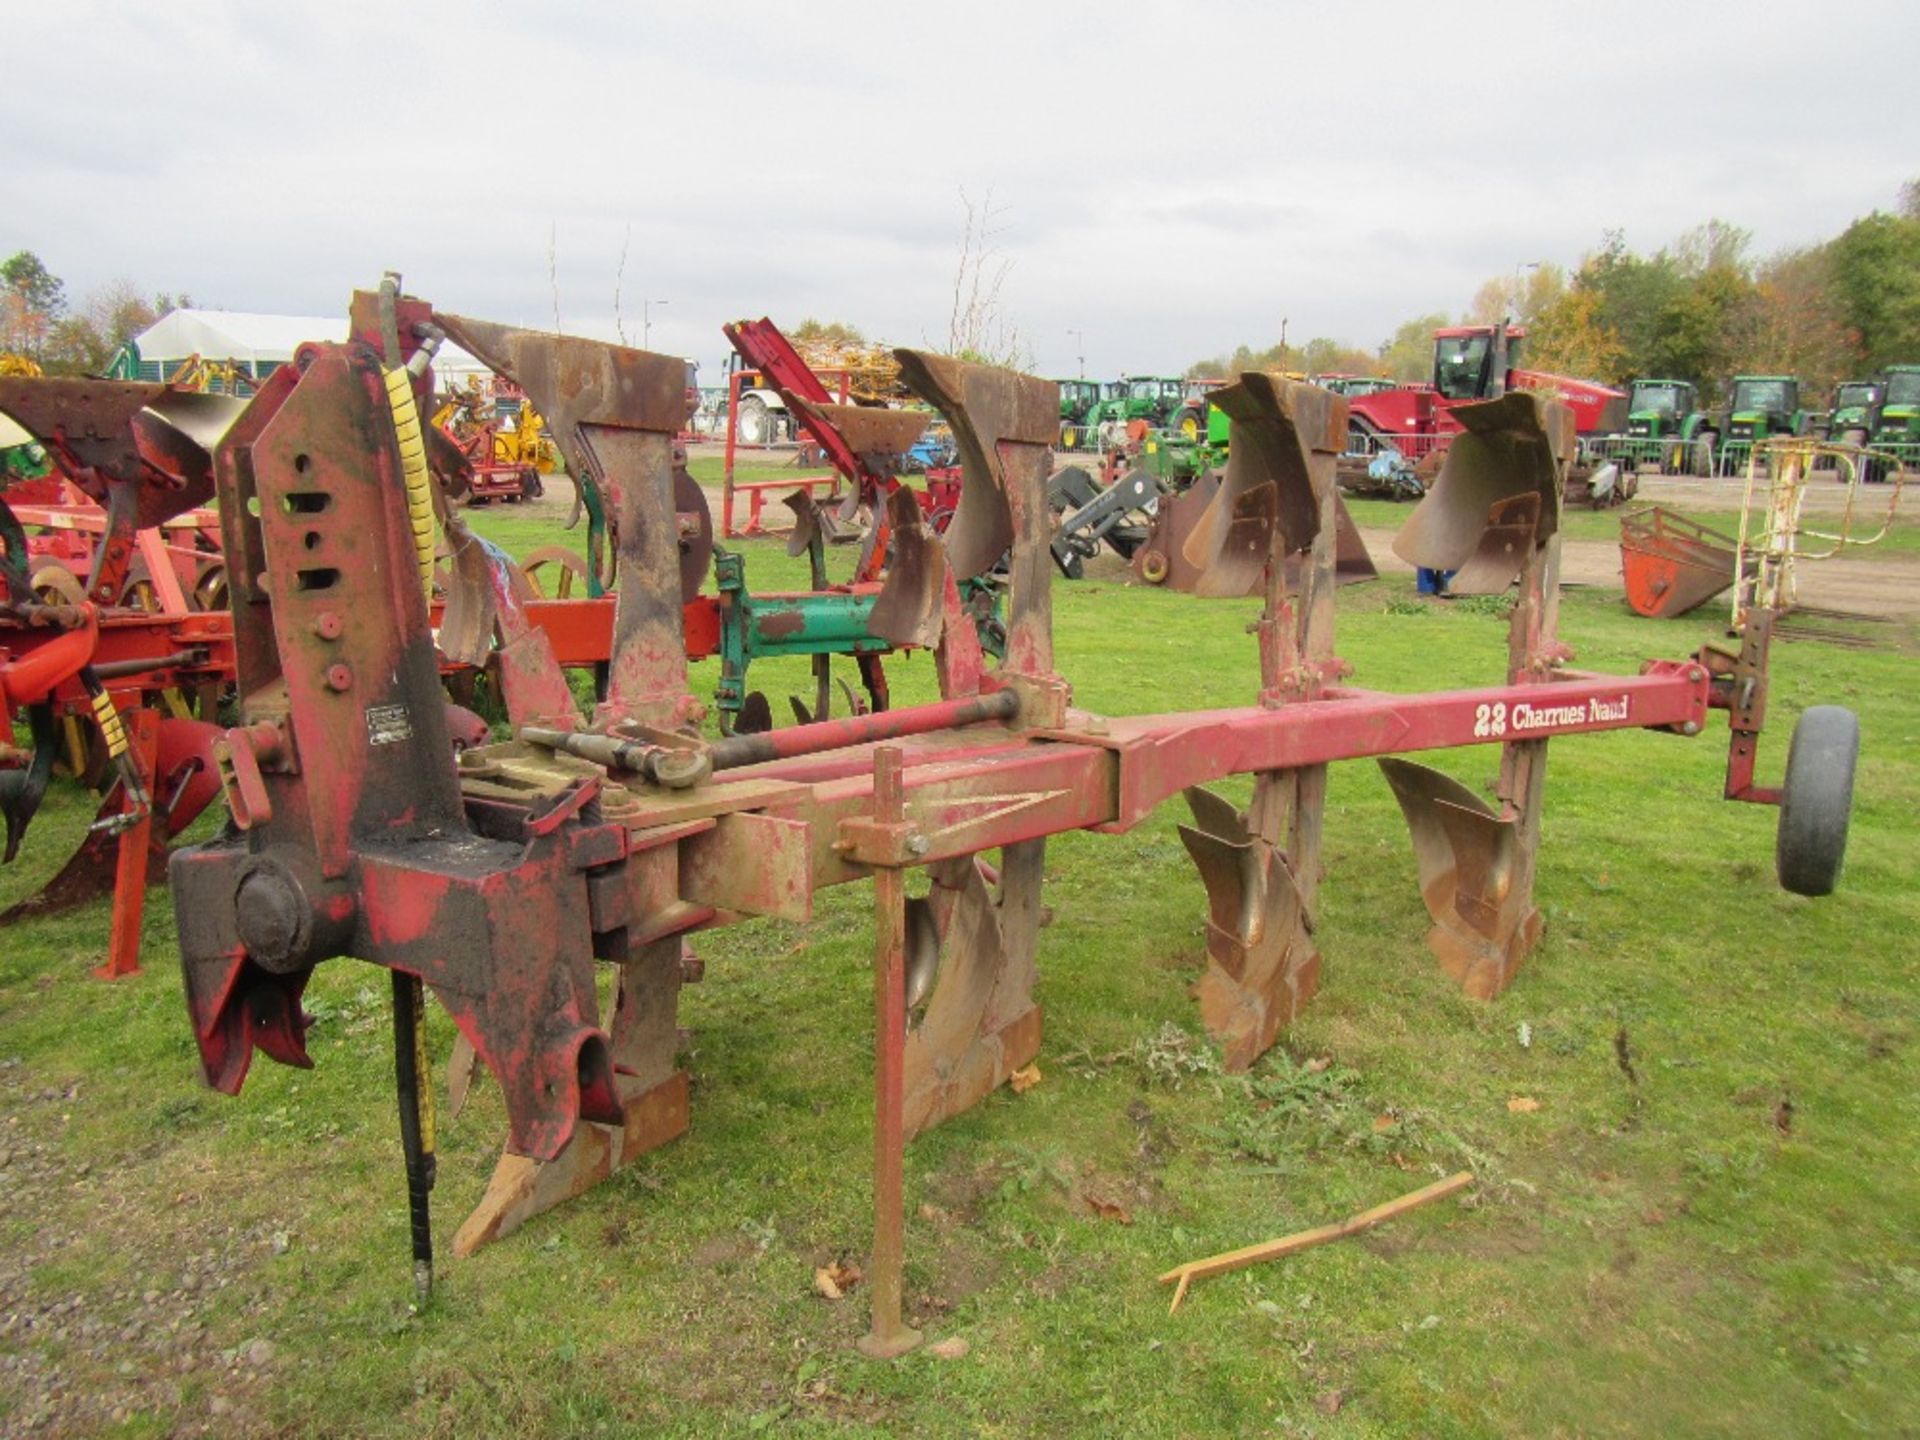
[{"xmin": 153, "ymin": 320, "xmax": 1850, "ymax": 1350}]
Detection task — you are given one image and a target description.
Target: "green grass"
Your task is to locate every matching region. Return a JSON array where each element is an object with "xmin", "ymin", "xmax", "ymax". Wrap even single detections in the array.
[{"xmin": 2, "ymin": 515, "xmax": 1917, "ymax": 1437}]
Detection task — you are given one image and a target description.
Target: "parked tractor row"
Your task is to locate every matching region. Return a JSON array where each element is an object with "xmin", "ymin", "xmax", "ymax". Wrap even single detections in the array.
[{"xmin": 1590, "ymin": 365, "xmax": 1919, "ymax": 479}]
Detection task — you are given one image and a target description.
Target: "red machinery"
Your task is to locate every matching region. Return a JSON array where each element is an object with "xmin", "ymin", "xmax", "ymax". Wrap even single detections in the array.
[
  {"xmin": 1, "ymin": 294, "xmax": 992, "ymax": 983},
  {"xmin": 0, "ymin": 380, "xmax": 244, "ymax": 977},
  {"xmin": 1346, "ymin": 322, "xmax": 1627, "ymax": 459},
  {"xmin": 431, "ymin": 382, "xmax": 543, "ymax": 506},
  {"xmin": 721, "ymin": 318, "xmax": 962, "ymax": 578},
  {"xmin": 161, "ymin": 311, "xmax": 1852, "ymax": 1355}
]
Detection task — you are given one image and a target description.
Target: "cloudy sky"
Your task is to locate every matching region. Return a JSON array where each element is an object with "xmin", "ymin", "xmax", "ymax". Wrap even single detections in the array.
[{"xmin": 6, "ymin": 1, "xmax": 1913, "ymax": 380}]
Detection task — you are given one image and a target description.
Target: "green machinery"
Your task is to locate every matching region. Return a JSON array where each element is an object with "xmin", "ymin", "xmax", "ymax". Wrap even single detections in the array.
[
  {"xmin": 1867, "ymin": 364, "xmax": 1920, "ymax": 478},
  {"xmin": 1822, "ymin": 379, "xmax": 1884, "ymax": 448},
  {"xmin": 710, "ymin": 537, "xmax": 1005, "ymax": 734},
  {"xmin": 1085, "ymin": 376, "xmax": 1185, "ymax": 433},
  {"xmin": 1686, "ymin": 375, "xmax": 1808, "ymax": 476},
  {"xmin": 1055, "ymin": 377, "xmax": 1104, "ymax": 449},
  {"xmin": 1140, "ymin": 399, "xmax": 1230, "ymax": 483},
  {"xmin": 1609, "ymin": 378, "xmax": 1699, "ymax": 471}
]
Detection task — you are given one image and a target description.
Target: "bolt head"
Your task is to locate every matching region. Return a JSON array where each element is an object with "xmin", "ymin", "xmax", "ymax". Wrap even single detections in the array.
[
  {"xmin": 311, "ymin": 612, "xmax": 344, "ymax": 640},
  {"xmin": 324, "ymin": 663, "xmax": 352, "ymax": 692},
  {"xmin": 906, "ymin": 832, "xmax": 930, "ymax": 857}
]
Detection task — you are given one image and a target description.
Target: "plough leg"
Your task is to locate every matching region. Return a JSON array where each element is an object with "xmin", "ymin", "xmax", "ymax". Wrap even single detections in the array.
[
  {"xmin": 453, "ymin": 935, "xmax": 691, "ymax": 1255},
  {"xmin": 1174, "ymin": 373, "xmax": 1344, "ymax": 1067},
  {"xmin": 1381, "ymin": 392, "xmax": 1571, "ymax": 998}
]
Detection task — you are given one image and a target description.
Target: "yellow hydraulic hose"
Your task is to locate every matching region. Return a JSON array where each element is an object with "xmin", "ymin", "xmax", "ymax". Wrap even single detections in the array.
[{"xmin": 384, "ymin": 365, "xmax": 437, "ymax": 601}]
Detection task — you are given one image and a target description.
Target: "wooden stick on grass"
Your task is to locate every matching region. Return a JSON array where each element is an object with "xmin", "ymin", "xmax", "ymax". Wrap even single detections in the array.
[{"xmin": 1159, "ymin": 1171, "xmax": 1475, "ymax": 1313}]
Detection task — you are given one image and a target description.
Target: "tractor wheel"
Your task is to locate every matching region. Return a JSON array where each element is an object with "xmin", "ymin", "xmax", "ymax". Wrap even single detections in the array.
[
  {"xmin": 737, "ymin": 395, "xmax": 774, "ymax": 446},
  {"xmin": 1174, "ymin": 408, "xmax": 1202, "ymax": 442},
  {"xmin": 1776, "ymin": 705, "xmax": 1859, "ymax": 897},
  {"xmin": 1690, "ymin": 435, "xmax": 1718, "ymax": 478},
  {"xmin": 1664, "ymin": 442, "xmax": 1687, "ymax": 474}
]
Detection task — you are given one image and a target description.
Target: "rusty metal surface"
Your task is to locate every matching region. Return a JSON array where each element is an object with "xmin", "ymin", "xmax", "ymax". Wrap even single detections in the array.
[
  {"xmin": 892, "ymin": 349, "xmax": 1054, "ymax": 581},
  {"xmin": 1135, "ymin": 480, "xmax": 1376, "ymax": 593},
  {"xmin": 866, "ymin": 487, "xmax": 947, "ymax": 649},
  {"xmin": 1181, "ymin": 374, "xmax": 1342, "ymax": 597},
  {"xmin": 1377, "ymin": 758, "xmax": 1539, "ymax": 999},
  {"xmin": 151, "ymin": 326, "xmax": 1813, "ymax": 1355},
  {"xmin": 1132, "ymin": 474, "xmax": 1219, "ymax": 591},
  {"xmin": 1394, "ymin": 391, "xmax": 1571, "ymax": 572},
  {"xmin": 1447, "ymin": 492, "xmax": 1540, "ymax": 596},
  {"xmin": 1619, "ymin": 505, "xmax": 1738, "ymax": 618},
  {"xmin": 1176, "ymin": 787, "xmax": 1320, "ymax": 1070},
  {"xmin": 788, "ymin": 398, "xmax": 928, "ymax": 460}
]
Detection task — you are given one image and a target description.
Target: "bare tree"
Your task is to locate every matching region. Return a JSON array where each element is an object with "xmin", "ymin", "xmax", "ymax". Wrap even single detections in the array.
[
  {"xmin": 613, "ymin": 224, "xmax": 632, "ymax": 346},
  {"xmin": 943, "ymin": 186, "xmax": 1027, "ymax": 367}
]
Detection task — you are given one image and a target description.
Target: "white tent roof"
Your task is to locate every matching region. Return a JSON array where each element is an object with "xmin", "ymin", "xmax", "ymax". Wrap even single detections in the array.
[
  {"xmin": 134, "ymin": 310, "xmax": 343, "ymax": 364},
  {"xmin": 132, "ymin": 308, "xmax": 485, "ymax": 378}
]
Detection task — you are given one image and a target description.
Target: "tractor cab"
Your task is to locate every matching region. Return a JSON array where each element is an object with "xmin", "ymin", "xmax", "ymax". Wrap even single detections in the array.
[
  {"xmin": 1055, "ymin": 378, "xmax": 1102, "ymax": 424},
  {"xmin": 1868, "ymin": 364, "xmax": 1920, "ymax": 470},
  {"xmin": 1881, "ymin": 365, "xmax": 1920, "ymax": 412},
  {"xmin": 1124, "ymin": 376, "xmax": 1184, "ymax": 424},
  {"xmin": 1727, "ymin": 376, "xmax": 1802, "ymax": 440},
  {"xmin": 1627, "ymin": 380, "xmax": 1695, "ymax": 429},
  {"xmin": 1431, "ymin": 325, "xmax": 1524, "ymax": 401},
  {"xmin": 1170, "ymin": 378, "xmax": 1230, "ymax": 441},
  {"xmin": 1825, "ymin": 380, "xmax": 1883, "ymax": 440}
]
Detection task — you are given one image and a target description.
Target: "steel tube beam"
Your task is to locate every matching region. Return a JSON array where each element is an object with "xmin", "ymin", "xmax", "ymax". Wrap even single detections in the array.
[{"xmin": 709, "ymin": 689, "xmax": 1019, "ymax": 772}]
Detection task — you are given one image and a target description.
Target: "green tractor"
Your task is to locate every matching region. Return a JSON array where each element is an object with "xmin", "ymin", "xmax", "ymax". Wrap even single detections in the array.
[
  {"xmin": 1866, "ymin": 364, "xmax": 1920, "ymax": 480},
  {"xmin": 1816, "ymin": 378, "xmax": 1883, "ymax": 472},
  {"xmin": 1686, "ymin": 375, "xmax": 1808, "ymax": 476},
  {"xmin": 1055, "ymin": 378, "xmax": 1104, "ymax": 450},
  {"xmin": 1168, "ymin": 378, "xmax": 1228, "ymax": 440},
  {"xmin": 1088, "ymin": 376, "xmax": 1184, "ymax": 431},
  {"xmin": 1822, "ymin": 379, "xmax": 1884, "ymax": 448},
  {"xmin": 1610, "ymin": 378, "xmax": 1698, "ymax": 472}
]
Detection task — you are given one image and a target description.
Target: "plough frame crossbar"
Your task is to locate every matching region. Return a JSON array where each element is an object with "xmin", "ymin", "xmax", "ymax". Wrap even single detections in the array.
[
  {"xmin": 155, "ymin": 315, "xmax": 1834, "ymax": 1355},
  {"xmin": 731, "ymin": 667, "xmax": 1709, "ymax": 869}
]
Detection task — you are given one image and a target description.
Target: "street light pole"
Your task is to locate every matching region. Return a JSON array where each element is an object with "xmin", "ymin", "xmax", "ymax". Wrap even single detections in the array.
[
  {"xmin": 1067, "ymin": 329, "xmax": 1084, "ymax": 379},
  {"xmin": 643, "ymin": 298, "xmax": 669, "ymax": 349}
]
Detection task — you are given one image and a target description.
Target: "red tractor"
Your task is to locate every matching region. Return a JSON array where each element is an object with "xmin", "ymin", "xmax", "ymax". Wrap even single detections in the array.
[{"xmin": 1346, "ymin": 323, "xmax": 1626, "ymax": 460}]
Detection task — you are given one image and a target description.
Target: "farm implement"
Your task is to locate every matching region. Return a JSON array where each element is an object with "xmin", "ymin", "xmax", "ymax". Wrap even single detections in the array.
[
  {"xmin": 0, "ymin": 290, "xmax": 1001, "ymax": 980},
  {"xmin": 151, "ymin": 312, "xmax": 1856, "ymax": 1355},
  {"xmin": 1619, "ymin": 438, "xmax": 1905, "ymax": 619}
]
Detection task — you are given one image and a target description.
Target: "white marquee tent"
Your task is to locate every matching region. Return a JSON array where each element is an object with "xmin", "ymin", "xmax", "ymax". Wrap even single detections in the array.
[{"xmin": 127, "ymin": 309, "xmax": 486, "ymax": 384}]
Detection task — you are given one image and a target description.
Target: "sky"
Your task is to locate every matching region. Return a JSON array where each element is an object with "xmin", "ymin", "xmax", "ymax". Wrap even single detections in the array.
[{"xmin": 5, "ymin": 0, "xmax": 1914, "ymax": 382}]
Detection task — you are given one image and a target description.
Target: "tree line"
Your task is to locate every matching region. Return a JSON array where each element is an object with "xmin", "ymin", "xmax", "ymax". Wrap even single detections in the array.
[
  {"xmin": 1, "ymin": 250, "xmax": 190, "ymax": 375},
  {"xmin": 1190, "ymin": 181, "xmax": 1920, "ymax": 403}
]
